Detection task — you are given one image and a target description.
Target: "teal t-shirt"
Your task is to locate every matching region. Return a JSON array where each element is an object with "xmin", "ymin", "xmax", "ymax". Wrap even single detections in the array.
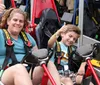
[
  {"xmin": 50, "ymin": 42, "xmax": 69, "ymax": 66},
  {"xmin": 0, "ymin": 29, "xmax": 36, "ymax": 66},
  {"xmin": 50, "ymin": 42, "xmax": 75, "ymax": 74}
]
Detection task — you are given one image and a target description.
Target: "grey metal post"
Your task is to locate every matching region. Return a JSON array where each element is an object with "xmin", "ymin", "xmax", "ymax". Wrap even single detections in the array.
[
  {"xmin": 78, "ymin": 0, "xmax": 84, "ymax": 47},
  {"xmin": 31, "ymin": 0, "xmax": 34, "ymax": 22}
]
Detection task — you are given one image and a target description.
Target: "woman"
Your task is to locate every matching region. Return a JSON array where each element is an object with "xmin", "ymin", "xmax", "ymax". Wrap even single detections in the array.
[{"xmin": 0, "ymin": 8, "xmax": 61, "ymax": 85}]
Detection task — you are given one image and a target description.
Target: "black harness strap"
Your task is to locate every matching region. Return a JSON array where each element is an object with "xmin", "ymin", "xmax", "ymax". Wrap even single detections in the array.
[
  {"xmin": 20, "ymin": 31, "xmax": 32, "ymax": 54},
  {"xmin": 20, "ymin": 31, "xmax": 34, "ymax": 75},
  {"xmin": 55, "ymin": 41, "xmax": 62, "ymax": 65},
  {"xmin": 2, "ymin": 29, "xmax": 18, "ymax": 69},
  {"xmin": 68, "ymin": 46, "xmax": 72, "ymax": 57},
  {"xmin": 20, "ymin": 31, "xmax": 32, "ymax": 63},
  {"xmin": 54, "ymin": 41, "xmax": 63, "ymax": 70},
  {"xmin": 0, "ymin": 29, "xmax": 33, "ymax": 79},
  {"xmin": 54, "ymin": 42, "xmax": 72, "ymax": 71},
  {"xmin": 0, "ymin": 29, "xmax": 18, "ymax": 79},
  {"xmin": 0, "ymin": 29, "xmax": 32, "ymax": 77}
]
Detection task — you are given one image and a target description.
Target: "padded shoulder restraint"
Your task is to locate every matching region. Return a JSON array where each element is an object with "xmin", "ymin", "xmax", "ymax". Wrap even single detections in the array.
[
  {"xmin": 54, "ymin": 41, "xmax": 62, "ymax": 69},
  {"xmin": 55, "ymin": 41, "xmax": 61, "ymax": 64},
  {"xmin": 1, "ymin": 29, "xmax": 32, "ymax": 71},
  {"xmin": 0, "ymin": 29, "xmax": 32, "ymax": 78},
  {"xmin": 20, "ymin": 31, "xmax": 32, "ymax": 63},
  {"xmin": 2, "ymin": 29, "xmax": 18, "ymax": 68},
  {"xmin": 54, "ymin": 41, "xmax": 72, "ymax": 70},
  {"xmin": 0, "ymin": 29, "xmax": 18, "ymax": 78},
  {"xmin": 20, "ymin": 31, "xmax": 32, "ymax": 48}
]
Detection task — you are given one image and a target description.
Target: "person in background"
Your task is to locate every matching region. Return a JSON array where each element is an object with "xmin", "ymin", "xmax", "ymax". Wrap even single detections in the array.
[
  {"xmin": 0, "ymin": 8, "xmax": 61, "ymax": 85},
  {"xmin": 0, "ymin": 2, "xmax": 5, "ymax": 19},
  {"xmin": 55, "ymin": 0, "xmax": 74, "ymax": 14},
  {"xmin": 48, "ymin": 24, "xmax": 87, "ymax": 85}
]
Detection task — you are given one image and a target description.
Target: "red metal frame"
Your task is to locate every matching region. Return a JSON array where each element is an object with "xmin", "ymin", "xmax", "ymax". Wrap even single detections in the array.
[
  {"xmin": 10, "ymin": 0, "xmax": 16, "ymax": 8},
  {"xmin": 41, "ymin": 64, "xmax": 56, "ymax": 85},
  {"xmin": 32, "ymin": 0, "xmax": 60, "ymax": 26},
  {"xmin": 84, "ymin": 58, "xmax": 100, "ymax": 85}
]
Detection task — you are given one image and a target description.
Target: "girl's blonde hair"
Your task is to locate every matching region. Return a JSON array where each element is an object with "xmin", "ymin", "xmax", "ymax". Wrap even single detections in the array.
[
  {"xmin": 65, "ymin": 24, "xmax": 81, "ymax": 37},
  {"xmin": 0, "ymin": 8, "xmax": 29, "ymax": 30}
]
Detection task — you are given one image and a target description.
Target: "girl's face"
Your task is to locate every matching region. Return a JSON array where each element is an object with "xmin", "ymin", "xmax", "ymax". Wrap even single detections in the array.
[
  {"xmin": 7, "ymin": 13, "xmax": 24, "ymax": 35},
  {"xmin": 61, "ymin": 31, "xmax": 79, "ymax": 46}
]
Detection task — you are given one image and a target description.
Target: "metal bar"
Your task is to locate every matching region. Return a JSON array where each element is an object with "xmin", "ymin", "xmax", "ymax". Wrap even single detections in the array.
[{"xmin": 78, "ymin": 0, "xmax": 84, "ymax": 47}]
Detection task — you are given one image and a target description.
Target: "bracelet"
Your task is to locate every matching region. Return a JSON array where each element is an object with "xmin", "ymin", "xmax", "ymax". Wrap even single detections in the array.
[
  {"xmin": 54, "ymin": 33, "xmax": 59, "ymax": 39},
  {"xmin": 77, "ymin": 73, "xmax": 84, "ymax": 76}
]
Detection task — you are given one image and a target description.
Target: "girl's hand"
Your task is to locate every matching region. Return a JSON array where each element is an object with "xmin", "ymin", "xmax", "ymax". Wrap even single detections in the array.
[{"xmin": 56, "ymin": 24, "xmax": 68, "ymax": 36}]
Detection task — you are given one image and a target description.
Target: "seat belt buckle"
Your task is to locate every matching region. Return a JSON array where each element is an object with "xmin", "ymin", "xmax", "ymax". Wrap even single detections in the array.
[
  {"xmin": 6, "ymin": 39, "xmax": 14, "ymax": 46},
  {"xmin": 25, "ymin": 41, "xmax": 32, "ymax": 47}
]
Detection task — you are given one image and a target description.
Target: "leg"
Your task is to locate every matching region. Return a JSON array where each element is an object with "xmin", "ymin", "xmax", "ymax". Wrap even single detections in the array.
[
  {"xmin": 1, "ymin": 64, "xmax": 33, "ymax": 85},
  {"xmin": 47, "ymin": 61, "xmax": 61, "ymax": 85},
  {"xmin": 61, "ymin": 77, "xmax": 73, "ymax": 85},
  {"xmin": 32, "ymin": 66, "xmax": 44, "ymax": 85},
  {"xmin": 76, "ymin": 75, "xmax": 84, "ymax": 84}
]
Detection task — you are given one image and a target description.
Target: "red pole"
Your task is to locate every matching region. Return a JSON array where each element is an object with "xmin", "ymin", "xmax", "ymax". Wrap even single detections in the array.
[
  {"xmin": 10, "ymin": 0, "xmax": 16, "ymax": 8},
  {"xmin": 32, "ymin": 0, "xmax": 36, "ymax": 26},
  {"xmin": 41, "ymin": 64, "xmax": 56, "ymax": 85},
  {"xmin": 86, "ymin": 59, "xmax": 100, "ymax": 85},
  {"xmin": 41, "ymin": 72, "xmax": 48, "ymax": 85}
]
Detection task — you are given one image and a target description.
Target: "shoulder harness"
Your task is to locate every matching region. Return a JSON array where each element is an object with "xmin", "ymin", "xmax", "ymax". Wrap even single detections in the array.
[
  {"xmin": 54, "ymin": 41, "xmax": 72, "ymax": 71},
  {"xmin": 0, "ymin": 29, "xmax": 32, "ymax": 77}
]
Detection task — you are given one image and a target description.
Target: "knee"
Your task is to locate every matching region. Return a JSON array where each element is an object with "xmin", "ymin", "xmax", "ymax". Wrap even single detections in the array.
[
  {"xmin": 8, "ymin": 64, "xmax": 27, "ymax": 76},
  {"xmin": 1, "ymin": 64, "xmax": 27, "ymax": 81},
  {"xmin": 61, "ymin": 77, "xmax": 71, "ymax": 81},
  {"xmin": 61, "ymin": 77, "xmax": 73, "ymax": 85},
  {"xmin": 76, "ymin": 75, "xmax": 83, "ymax": 84},
  {"xmin": 32, "ymin": 66, "xmax": 44, "ymax": 84},
  {"xmin": 14, "ymin": 64, "xmax": 25, "ymax": 69},
  {"xmin": 14, "ymin": 64, "xmax": 27, "ymax": 72}
]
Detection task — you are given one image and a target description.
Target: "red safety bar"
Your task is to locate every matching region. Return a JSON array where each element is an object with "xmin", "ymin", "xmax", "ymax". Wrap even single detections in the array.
[
  {"xmin": 85, "ymin": 58, "xmax": 100, "ymax": 85},
  {"xmin": 41, "ymin": 64, "xmax": 56, "ymax": 85}
]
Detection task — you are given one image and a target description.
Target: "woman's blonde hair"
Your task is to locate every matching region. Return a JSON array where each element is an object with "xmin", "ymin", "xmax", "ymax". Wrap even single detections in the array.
[{"xmin": 0, "ymin": 8, "xmax": 29, "ymax": 30}]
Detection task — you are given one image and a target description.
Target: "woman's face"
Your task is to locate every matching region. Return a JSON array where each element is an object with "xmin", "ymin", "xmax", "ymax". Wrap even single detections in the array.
[
  {"xmin": 61, "ymin": 31, "xmax": 79, "ymax": 46},
  {"xmin": 7, "ymin": 13, "xmax": 24, "ymax": 35}
]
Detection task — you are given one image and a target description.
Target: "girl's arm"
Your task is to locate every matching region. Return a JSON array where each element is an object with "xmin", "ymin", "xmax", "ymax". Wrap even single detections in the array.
[
  {"xmin": 48, "ymin": 31, "xmax": 60, "ymax": 48},
  {"xmin": 48, "ymin": 25, "xmax": 68, "ymax": 48}
]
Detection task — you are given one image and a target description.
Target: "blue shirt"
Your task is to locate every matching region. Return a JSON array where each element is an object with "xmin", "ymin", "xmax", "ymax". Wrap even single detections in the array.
[{"xmin": 0, "ymin": 29, "xmax": 36, "ymax": 66}]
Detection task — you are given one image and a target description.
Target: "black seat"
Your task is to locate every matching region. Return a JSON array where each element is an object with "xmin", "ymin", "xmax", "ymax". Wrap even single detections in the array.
[{"xmin": 35, "ymin": 8, "xmax": 61, "ymax": 49}]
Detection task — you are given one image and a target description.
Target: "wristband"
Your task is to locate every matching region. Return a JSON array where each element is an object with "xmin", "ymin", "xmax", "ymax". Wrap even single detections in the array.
[{"xmin": 55, "ymin": 33, "xmax": 59, "ymax": 39}]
